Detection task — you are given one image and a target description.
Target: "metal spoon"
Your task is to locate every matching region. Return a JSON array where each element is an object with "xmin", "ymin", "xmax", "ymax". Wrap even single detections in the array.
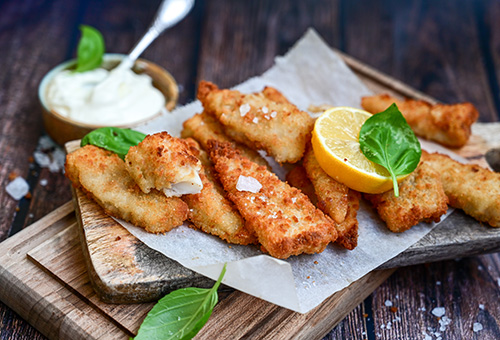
[{"xmin": 117, "ymin": 0, "xmax": 195, "ymax": 70}]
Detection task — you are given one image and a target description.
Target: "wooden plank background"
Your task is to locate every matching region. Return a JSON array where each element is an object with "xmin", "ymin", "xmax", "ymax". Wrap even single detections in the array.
[{"xmin": 0, "ymin": 0, "xmax": 499, "ymax": 339}]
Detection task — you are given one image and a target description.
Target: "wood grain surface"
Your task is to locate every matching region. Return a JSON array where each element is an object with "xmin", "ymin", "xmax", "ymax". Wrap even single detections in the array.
[{"xmin": 1, "ymin": 0, "xmax": 499, "ymax": 339}]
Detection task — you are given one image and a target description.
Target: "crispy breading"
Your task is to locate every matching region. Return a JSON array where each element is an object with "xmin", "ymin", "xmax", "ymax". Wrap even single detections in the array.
[
  {"xmin": 197, "ymin": 81, "xmax": 314, "ymax": 163},
  {"xmin": 181, "ymin": 111, "xmax": 270, "ymax": 169},
  {"xmin": 125, "ymin": 132, "xmax": 202, "ymax": 197},
  {"xmin": 286, "ymin": 163, "xmax": 360, "ymax": 250},
  {"xmin": 303, "ymin": 146, "xmax": 349, "ymax": 224},
  {"xmin": 207, "ymin": 140, "xmax": 337, "ymax": 259},
  {"xmin": 65, "ymin": 145, "xmax": 188, "ymax": 233},
  {"xmin": 364, "ymin": 161, "xmax": 449, "ymax": 233},
  {"xmin": 182, "ymin": 139, "xmax": 257, "ymax": 245},
  {"xmin": 422, "ymin": 151, "xmax": 500, "ymax": 227},
  {"xmin": 286, "ymin": 165, "xmax": 318, "ymax": 206},
  {"xmin": 361, "ymin": 94, "xmax": 478, "ymax": 148}
]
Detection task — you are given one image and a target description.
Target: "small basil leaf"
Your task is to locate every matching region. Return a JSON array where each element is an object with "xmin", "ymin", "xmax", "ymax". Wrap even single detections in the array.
[
  {"xmin": 133, "ymin": 264, "xmax": 227, "ymax": 340},
  {"xmin": 81, "ymin": 127, "xmax": 146, "ymax": 159},
  {"xmin": 75, "ymin": 25, "xmax": 105, "ymax": 73},
  {"xmin": 359, "ymin": 103, "xmax": 421, "ymax": 197}
]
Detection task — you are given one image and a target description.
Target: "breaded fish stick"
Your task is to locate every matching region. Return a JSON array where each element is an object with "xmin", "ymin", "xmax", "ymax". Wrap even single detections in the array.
[
  {"xmin": 197, "ymin": 81, "xmax": 314, "ymax": 163},
  {"xmin": 65, "ymin": 145, "xmax": 188, "ymax": 233},
  {"xmin": 303, "ymin": 147, "xmax": 349, "ymax": 224},
  {"xmin": 207, "ymin": 140, "xmax": 337, "ymax": 259},
  {"xmin": 364, "ymin": 161, "xmax": 449, "ymax": 233},
  {"xmin": 286, "ymin": 164, "xmax": 360, "ymax": 250},
  {"xmin": 125, "ymin": 132, "xmax": 202, "ymax": 197},
  {"xmin": 361, "ymin": 94, "xmax": 478, "ymax": 148},
  {"xmin": 422, "ymin": 151, "xmax": 500, "ymax": 227},
  {"xmin": 181, "ymin": 111, "xmax": 270, "ymax": 169},
  {"xmin": 182, "ymin": 139, "xmax": 257, "ymax": 245}
]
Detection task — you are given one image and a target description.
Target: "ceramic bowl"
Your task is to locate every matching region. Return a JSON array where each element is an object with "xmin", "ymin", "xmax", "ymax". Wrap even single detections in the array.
[{"xmin": 38, "ymin": 54, "xmax": 178, "ymax": 145}]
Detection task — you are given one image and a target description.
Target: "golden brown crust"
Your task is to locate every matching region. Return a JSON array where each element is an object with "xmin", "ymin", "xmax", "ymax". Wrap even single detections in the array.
[
  {"xmin": 364, "ymin": 161, "xmax": 449, "ymax": 233},
  {"xmin": 207, "ymin": 140, "xmax": 336, "ymax": 259},
  {"xmin": 65, "ymin": 145, "xmax": 188, "ymax": 233},
  {"xmin": 422, "ymin": 151, "xmax": 500, "ymax": 227},
  {"xmin": 182, "ymin": 139, "xmax": 257, "ymax": 245},
  {"xmin": 286, "ymin": 160, "xmax": 360, "ymax": 250},
  {"xmin": 361, "ymin": 94, "xmax": 478, "ymax": 148},
  {"xmin": 197, "ymin": 81, "xmax": 314, "ymax": 163},
  {"xmin": 181, "ymin": 111, "xmax": 270, "ymax": 169},
  {"xmin": 303, "ymin": 146, "xmax": 349, "ymax": 224},
  {"xmin": 125, "ymin": 132, "xmax": 201, "ymax": 195}
]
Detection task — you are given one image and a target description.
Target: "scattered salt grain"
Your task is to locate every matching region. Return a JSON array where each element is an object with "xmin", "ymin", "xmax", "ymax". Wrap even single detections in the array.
[
  {"xmin": 262, "ymin": 106, "xmax": 268, "ymax": 114},
  {"xmin": 6, "ymin": 177, "xmax": 30, "ymax": 200},
  {"xmin": 271, "ymin": 111, "xmax": 277, "ymax": 118},
  {"xmin": 385, "ymin": 300, "xmax": 393, "ymax": 307},
  {"xmin": 386, "ymin": 321, "xmax": 392, "ymax": 329},
  {"xmin": 473, "ymin": 322, "xmax": 483, "ymax": 332},
  {"xmin": 34, "ymin": 151, "xmax": 51, "ymax": 167},
  {"xmin": 239, "ymin": 103, "xmax": 251, "ymax": 116},
  {"xmin": 236, "ymin": 175, "xmax": 262, "ymax": 193},
  {"xmin": 497, "ymin": 278, "xmax": 500, "ymax": 287},
  {"xmin": 252, "ymin": 117, "xmax": 259, "ymax": 124},
  {"xmin": 40, "ymin": 179, "xmax": 48, "ymax": 186},
  {"xmin": 479, "ymin": 304, "xmax": 485, "ymax": 310},
  {"xmin": 436, "ymin": 281, "xmax": 441, "ymax": 285},
  {"xmin": 291, "ymin": 197, "xmax": 297, "ymax": 203},
  {"xmin": 438, "ymin": 316, "xmax": 451, "ymax": 331},
  {"xmin": 431, "ymin": 307, "xmax": 446, "ymax": 317},
  {"xmin": 423, "ymin": 332, "xmax": 432, "ymax": 340}
]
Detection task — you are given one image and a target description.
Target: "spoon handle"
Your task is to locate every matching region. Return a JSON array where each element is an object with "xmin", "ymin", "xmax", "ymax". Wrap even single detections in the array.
[{"xmin": 120, "ymin": 0, "xmax": 195, "ymax": 69}]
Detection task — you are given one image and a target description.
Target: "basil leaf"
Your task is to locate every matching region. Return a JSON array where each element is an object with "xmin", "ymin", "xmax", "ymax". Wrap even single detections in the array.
[
  {"xmin": 359, "ymin": 103, "xmax": 421, "ymax": 197},
  {"xmin": 75, "ymin": 25, "xmax": 105, "ymax": 72},
  {"xmin": 133, "ymin": 263, "xmax": 227, "ymax": 340},
  {"xmin": 81, "ymin": 127, "xmax": 146, "ymax": 159}
]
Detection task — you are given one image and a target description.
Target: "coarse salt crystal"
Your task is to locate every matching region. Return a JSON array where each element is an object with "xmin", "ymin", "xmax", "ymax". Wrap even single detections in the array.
[
  {"xmin": 292, "ymin": 197, "xmax": 297, "ymax": 203},
  {"xmin": 34, "ymin": 151, "xmax": 51, "ymax": 167},
  {"xmin": 432, "ymin": 307, "xmax": 445, "ymax": 317},
  {"xmin": 439, "ymin": 316, "xmax": 451, "ymax": 331},
  {"xmin": 473, "ymin": 322, "xmax": 483, "ymax": 332},
  {"xmin": 385, "ymin": 300, "xmax": 393, "ymax": 307},
  {"xmin": 479, "ymin": 304, "xmax": 485, "ymax": 310},
  {"xmin": 6, "ymin": 177, "xmax": 30, "ymax": 200},
  {"xmin": 40, "ymin": 179, "xmax": 48, "ymax": 186},
  {"xmin": 271, "ymin": 111, "xmax": 277, "ymax": 118},
  {"xmin": 262, "ymin": 106, "xmax": 268, "ymax": 113},
  {"xmin": 239, "ymin": 103, "xmax": 251, "ymax": 116},
  {"xmin": 253, "ymin": 117, "xmax": 259, "ymax": 124},
  {"xmin": 236, "ymin": 175, "xmax": 262, "ymax": 193}
]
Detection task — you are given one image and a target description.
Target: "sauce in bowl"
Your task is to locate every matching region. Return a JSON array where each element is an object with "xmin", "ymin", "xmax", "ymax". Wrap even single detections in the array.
[{"xmin": 46, "ymin": 56, "xmax": 165, "ymax": 126}]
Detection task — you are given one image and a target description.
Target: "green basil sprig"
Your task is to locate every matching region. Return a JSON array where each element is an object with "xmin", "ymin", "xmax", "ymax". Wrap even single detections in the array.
[
  {"xmin": 75, "ymin": 25, "xmax": 105, "ymax": 72},
  {"xmin": 81, "ymin": 127, "xmax": 146, "ymax": 159},
  {"xmin": 133, "ymin": 264, "xmax": 227, "ymax": 340},
  {"xmin": 359, "ymin": 103, "xmax": 421, "ymax": 197}
]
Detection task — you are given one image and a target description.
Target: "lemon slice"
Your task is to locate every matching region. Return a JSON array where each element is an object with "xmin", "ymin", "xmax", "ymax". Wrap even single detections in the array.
[{"xmin": 311, "ymin": 107, "xmax": 408, "ymax": 194}]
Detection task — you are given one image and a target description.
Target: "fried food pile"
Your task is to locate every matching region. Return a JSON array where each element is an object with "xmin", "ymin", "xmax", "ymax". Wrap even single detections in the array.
[{"xmin": 65, "ymin": 82, "xmax": 498, "ymax": 260}]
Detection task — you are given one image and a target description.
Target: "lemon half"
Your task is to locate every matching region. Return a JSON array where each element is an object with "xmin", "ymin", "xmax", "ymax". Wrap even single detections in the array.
[{"xmin": 311, "ymin": 106, "xmax": 408, "ymax": 194}]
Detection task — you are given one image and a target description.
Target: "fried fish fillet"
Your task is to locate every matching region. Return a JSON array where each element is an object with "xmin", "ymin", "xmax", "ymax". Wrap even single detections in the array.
[
  {"xmin": 364, "ymin": 161, "xmax": 449, "ymax": 233},
  {"xmin": 303, "ymin": 146, "xmax": 350, "ymax": 224},
  {"xmin": 422, "ymin": 151, "xmax": 500, "ymax": 227},
  {"xmin": 286, "ymin": 163, "xmax": 360, "ymax": 250},
  {"xmin": 182, "ymin": 139, "xmax": 257, "ymax": 245},
  {"xmin": 125, "ymin": 132, "xmax": 203, "ymax": 197},
  {"xmin": 65, "ymin": 145, "xmax": 188, "ymax": 233},
  {"xmin": 361, "ymin": 94, "xmax": 478, "ymax": 148},
  {"xmin": 197, "ymin": 81, "xmax": 314, "ymax": 163},
  {"xmin": 207, "ymin": 140, "xmax": 337, "ymax": 259},
  {"xmin": 181, "ymin": 111, "xmax": 270, "ymax": 169}
]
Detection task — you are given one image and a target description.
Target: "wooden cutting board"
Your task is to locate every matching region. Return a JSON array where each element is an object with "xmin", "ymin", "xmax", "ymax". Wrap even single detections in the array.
[{"xmin": 1, "ymin": 51, "xmax": 499, "ymax": 340}]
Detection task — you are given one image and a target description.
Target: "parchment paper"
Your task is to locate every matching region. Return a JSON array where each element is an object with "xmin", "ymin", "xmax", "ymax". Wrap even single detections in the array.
[{"xmin": 121, "ymin": 28, "xmax": 454, "ymax": 313}]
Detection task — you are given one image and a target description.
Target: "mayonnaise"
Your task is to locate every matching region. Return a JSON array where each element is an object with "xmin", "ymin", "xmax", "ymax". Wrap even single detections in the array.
[{"xmin": 46, "ymin": 66, "xmax": 165, "ymax": 125}]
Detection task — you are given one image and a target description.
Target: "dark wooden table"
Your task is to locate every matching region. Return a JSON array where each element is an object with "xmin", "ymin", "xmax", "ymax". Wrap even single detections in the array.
[{"xmin": 1, "ymin": 0, "xmax": 499, "ymax": 339}]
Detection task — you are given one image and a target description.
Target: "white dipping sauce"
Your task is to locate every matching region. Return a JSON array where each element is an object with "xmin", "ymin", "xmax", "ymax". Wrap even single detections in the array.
[{"xmin": 46, "ymin": 66, "xmax": 165, "ymax": 125}]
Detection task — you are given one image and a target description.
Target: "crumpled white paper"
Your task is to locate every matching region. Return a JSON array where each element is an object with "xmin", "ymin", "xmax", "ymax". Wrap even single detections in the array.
[{"xmin": 121, "ymin": 28, "xmax": 453, "ymax": 313}]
